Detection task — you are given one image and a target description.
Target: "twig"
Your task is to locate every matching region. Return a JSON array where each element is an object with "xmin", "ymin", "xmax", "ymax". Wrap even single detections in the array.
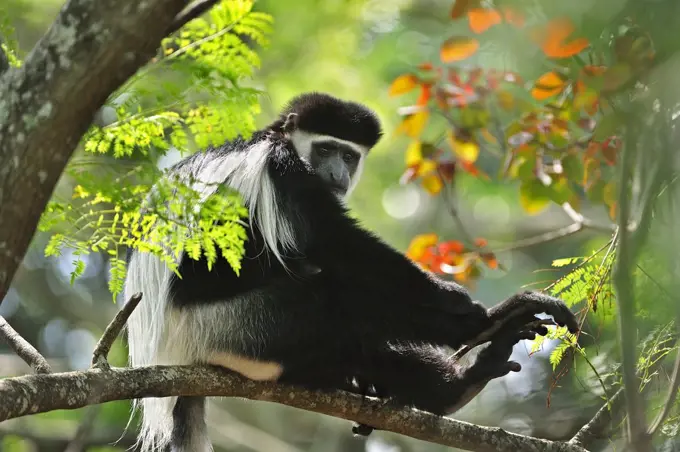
[
  {"xmin": 570, "ymin": 388, "xmax": 624, "ymax": 447},
  {"xmin": 495, "ymin": 222, "xmax": 584, "ymax": 253},
  {"xmin": 570, "ymin": 335, "xmax": 679, "ymax": 446},
  {"xmin": 647, "ymin": 346, "xmax": 680, "ymax": 436},
  {"xmin": 0, "ymin": 364, "xmax": 590, "ymax": 452},
  {"xmin": 91, "ymin": 293, "xmax": 143, "ymax": 370},
  {"xmin": 64, "ymin": 405, "xmax": 102, "ymax": 452},
  {"xmin": 166, "ymin": 0, "xmax": 220, "ymax": 36},
  {"xmin": 0, "ymin": 316, "xmax": 51, "ymax": 374}
]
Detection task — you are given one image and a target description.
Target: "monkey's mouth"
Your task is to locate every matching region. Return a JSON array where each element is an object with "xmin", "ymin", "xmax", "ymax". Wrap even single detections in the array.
[{"xmin": 330, "ymin": 184, "xmax": 348, "ymax": 196}]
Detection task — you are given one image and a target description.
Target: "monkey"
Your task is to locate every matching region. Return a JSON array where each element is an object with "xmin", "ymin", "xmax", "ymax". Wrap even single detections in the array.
[{"xmin": 124, "ymin": 92, "xmax": 579, "ymax": 451}]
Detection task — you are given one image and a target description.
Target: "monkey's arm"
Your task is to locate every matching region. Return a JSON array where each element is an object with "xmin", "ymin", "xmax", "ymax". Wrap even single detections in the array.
[{"xmin": 269, "ymin": 142, "xmax": 579, "ymax": 344}]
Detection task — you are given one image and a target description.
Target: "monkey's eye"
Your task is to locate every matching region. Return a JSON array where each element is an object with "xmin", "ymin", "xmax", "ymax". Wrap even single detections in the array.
[
  {"xmin": 316, "ymin": 147, "xmax": 331, "ymax": 157},
  {"xmin": 343, "ymin": 152, "xmax": 358, "ymax": 163}
]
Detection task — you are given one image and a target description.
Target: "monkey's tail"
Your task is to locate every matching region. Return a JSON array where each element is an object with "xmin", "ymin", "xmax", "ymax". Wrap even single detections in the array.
[{"xmin": 125, "ymin": 251, "xmax": 213, "ymax": 452}]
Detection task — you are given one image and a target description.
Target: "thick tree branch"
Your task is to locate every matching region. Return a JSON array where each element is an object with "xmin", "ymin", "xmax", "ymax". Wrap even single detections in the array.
[
  {"xmin": 0, "ymin": 316, "xmax": 51, "ymax": 374},
  {"xmin": 0, "ymin": 0, "xmax": 194, "ymax": 307},
  {"xmin": 0, "ymin": 364, "xmax": 589, "ymax": 452},
  {"xmin": 167, "ymin": 0, "xmax": 221, "ymax": 36}
]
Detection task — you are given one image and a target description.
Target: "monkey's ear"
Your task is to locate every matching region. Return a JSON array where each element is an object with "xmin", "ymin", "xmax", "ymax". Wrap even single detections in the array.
[{"xmin": 282, "ymin": 113, "xmax": 298, "ymax": 134}]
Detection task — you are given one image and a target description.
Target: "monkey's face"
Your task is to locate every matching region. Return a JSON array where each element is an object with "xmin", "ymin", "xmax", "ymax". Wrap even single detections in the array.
[{"xmin": 290, "ymin": 130, "xmax": 367, "ymax": 200}]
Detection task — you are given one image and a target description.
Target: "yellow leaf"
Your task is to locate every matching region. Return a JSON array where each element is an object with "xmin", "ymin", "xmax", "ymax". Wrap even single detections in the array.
[
  {"xmin": 397, "ymin": 110, "xmax": 429, "ymax": 138},
  {"xmin": 519, "ymin": 179, "xmax": 551, "ymax": 215},
  {"xmin": 418, "ymin": 159, "xmax": 438, "ymax": 177},
  {"xmin": 440, "ymin": 37, "xmax": 480, "ymax": 62},
  {"xmin": 389, "ymin": 74, "xmax": 418, "ymax": 96},
  {"xmin": 422, "ymin": 173, "xmax": 444, "ymax": 194},
  {"xmin": 447, "ymin": 131, "xmax": 480, "ymax": 163},
  {"xmin": 405, "ymin": 141, "xmax": 423, "ymax": 166},
  {"xmin": 406, "ymin": 233, "xmax": 438, "ymax": 260}
]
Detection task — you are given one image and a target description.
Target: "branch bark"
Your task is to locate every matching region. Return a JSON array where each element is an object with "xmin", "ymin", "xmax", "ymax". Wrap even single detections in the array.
[
  {"xmin": 0, "ymin": 364, "xmax": 590, "ymax": 452},
  {"xmin": 0, "ymin": 316, "xmax": 51, "ymax": 374},
  {"xmin": 0, "ymin": 0, "xmax": 192, "ymax": 307}
]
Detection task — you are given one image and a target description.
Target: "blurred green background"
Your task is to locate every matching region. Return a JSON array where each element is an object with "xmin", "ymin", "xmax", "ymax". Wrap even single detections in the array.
[{"xmin": 0, "ymin": 0, "xmax": 629, "ymax": 451}]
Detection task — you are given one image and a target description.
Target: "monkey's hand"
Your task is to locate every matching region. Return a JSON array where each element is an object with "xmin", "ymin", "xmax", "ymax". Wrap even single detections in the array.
[
  {"xmin": 461, "ymin": 290, "xmax": 578, "ymax": 349},
  {"xmin": 447, "ymin": 319, "xmax": 550, "ymax": 413}
]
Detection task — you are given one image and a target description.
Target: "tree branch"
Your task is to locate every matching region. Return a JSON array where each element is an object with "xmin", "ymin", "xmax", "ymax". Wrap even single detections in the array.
[
  {"xmin": 569, "ymin": 388, "xmax": 624, "ymax": 447},
  {"xmin": 0, "ymin": 316, "xmax": 51, "ymax": 374},
  {"xmin": 0, "ymin": 364, "xmax": 589, "ymax": 452},
  {"xmin": 167, "ymin": 0, "xmax": 221, "ymax": 36},
  {"xmin": 0, "ymin": 0, "xmax": 194, "ymax": 308},
  {"xmin": 612, "ymin": 120, "xmax": 648, "ymax": 451},
  {"xmin": 91, "ymin": 293, "xmax": 142, "ymax": 369},
  {"xmin": 647, "ymin": 347, "xmax": 680, "ymax": 436}
]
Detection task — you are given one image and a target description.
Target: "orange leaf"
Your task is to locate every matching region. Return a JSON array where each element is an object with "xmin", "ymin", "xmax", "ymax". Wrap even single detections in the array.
[
  {"xmin": 416, "ymin": 84, "xmax": 432, "ymax": 106},
  {"xmin": 439, "ymin": 240, "xmax": 465, "ymax": 255},
  {"xmin": 536, "ymin": 18, "xmax": 589, "ymax": 58},
  {"xmin": 441, "ymin": 37, "xmax": 480, "ymax": 62},
  {"xmin": 480, "ymin": 252, "xmax": 499, "ymax": 269},
  {"xmin": 531, "ymin": 71, "xmax": 566, "ymax": 100},
  {"xmin": 474, "ymin": 237, "xmax": 488, "ymax": 248},
  {"xmin": 389, "ymin": 74, "xmax": 418, "ymax": 96},
  {"xmin": 468, "ymin": 8, "xmax": 502, "ymax": 34}
]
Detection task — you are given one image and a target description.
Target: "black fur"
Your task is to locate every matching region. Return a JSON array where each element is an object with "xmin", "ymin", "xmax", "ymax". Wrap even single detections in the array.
[
  {"xmin": 273, "ymin": 92, "xmax": 383, "ymax": 148},
  {"xmin": 134, "ymin": 93, "xmax": 578, "ymax": 450}
]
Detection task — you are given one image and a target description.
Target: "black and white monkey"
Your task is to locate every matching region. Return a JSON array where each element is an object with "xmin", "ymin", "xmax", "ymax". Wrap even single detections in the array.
[{"xmin": 124, "ymin": 92, "xmax": 579, "ymax": 452}]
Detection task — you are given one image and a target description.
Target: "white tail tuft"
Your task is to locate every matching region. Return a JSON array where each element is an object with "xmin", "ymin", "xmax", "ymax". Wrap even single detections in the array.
[{"xmin": 125, "ymin": 138, "xmax": 298, "ymax": 451}]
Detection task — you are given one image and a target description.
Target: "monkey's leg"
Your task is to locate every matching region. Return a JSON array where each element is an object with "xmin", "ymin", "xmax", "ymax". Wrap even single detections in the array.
[{"xmin": 346, "ymin": 322, "xmax": 548, "ymax": 437}]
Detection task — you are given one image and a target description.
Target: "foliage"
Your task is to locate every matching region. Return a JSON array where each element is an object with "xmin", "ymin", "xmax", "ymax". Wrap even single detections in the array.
[
  {"xmin": 391, "ymin": 1, "xmax": 657, "ymax": 284},
  {"xmin": 389, "ymin": 0, "xmax": 678, "ymax": 423},
  {"xmin": 0, "ymin": 7, "xmax": 22, "ymax": 67},
  {"xmin": 35, "ymin": 0, "xmax": 273, "ymax": 298}
]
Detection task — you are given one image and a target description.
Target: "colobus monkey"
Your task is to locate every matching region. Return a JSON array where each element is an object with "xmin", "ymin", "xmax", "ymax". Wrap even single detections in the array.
[{"xmin": 124, "ymin": 92, "xmax": 579, "ymax": 452}]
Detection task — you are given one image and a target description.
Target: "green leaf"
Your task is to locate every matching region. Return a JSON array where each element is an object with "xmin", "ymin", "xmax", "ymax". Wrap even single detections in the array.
[
  {"xmin": 519, "ymin": 179, "xmax": 551, "ymax": 215},
  {"xmin": 562, "ymin": 153, "xmax": 584, "ymax": 182},
  {"xmin": 593, "ymin": 112, "xmax": 622, "ymax": 141}
]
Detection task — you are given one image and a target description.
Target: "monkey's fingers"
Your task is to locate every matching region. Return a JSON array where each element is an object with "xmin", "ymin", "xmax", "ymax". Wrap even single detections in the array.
[{"xmin": 488, "ymin": 291, "xmax": 579, "ymax": 334}]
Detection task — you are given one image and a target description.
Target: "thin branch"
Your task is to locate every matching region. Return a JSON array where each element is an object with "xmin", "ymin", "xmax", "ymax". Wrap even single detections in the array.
[
  {"xmin": 167, "ymin": 0, "xmax": 221, "ymax": 36},
  {"xmin": 571, "ymin": 334, "xmax": 679, "ymax": 446},
  {"xmin": 495, "ymin": 222, "xmax": 584, "ymax": 253},
  {"xmin": 0, "ymin": 316, "xmax": 51, "ymax": 374},
  {"xmin": 647, "ymin": 346, "xmax": 680, "ymax": 436},
  {"xmin": 569, "ymin": 388, "xmax": 624, "ymax": 447},
  {"xmin": 0, "ymin": 364, "xmax": 589, "ymax": 452},
  {"xmin": 64, "ymin": 405, "xmax": 102, "ymax": 452},
  {"xmin": 612, "ymin": 120, "xmax": 648, "ymax": 450},
  {"xmin": 91, "ymin": 293, "xmax": 143, "ymax": 369}
]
